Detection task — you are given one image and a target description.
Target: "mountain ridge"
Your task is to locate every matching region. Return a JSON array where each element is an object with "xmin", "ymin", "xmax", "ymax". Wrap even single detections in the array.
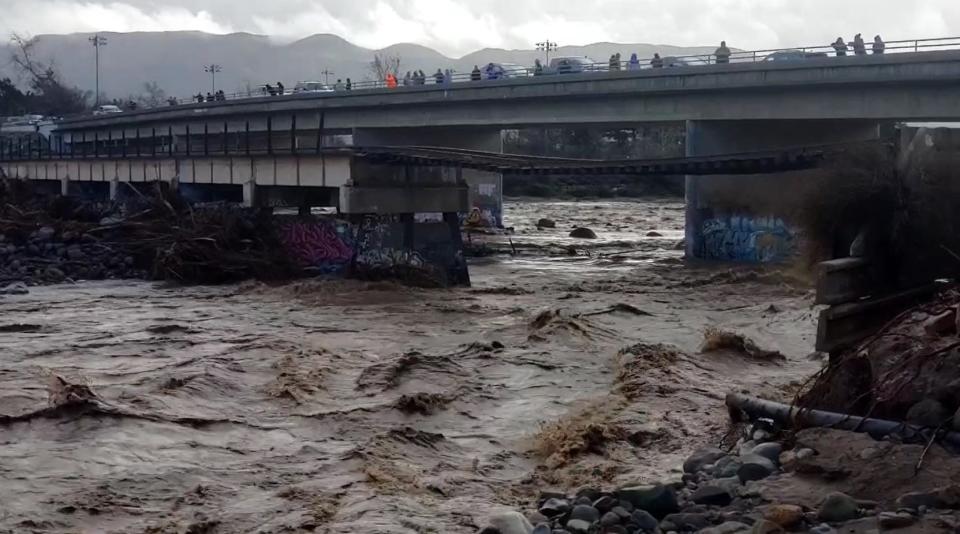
[{"xmin": 0, "ymin": 31, "xmax": 720, "ymax": 100}]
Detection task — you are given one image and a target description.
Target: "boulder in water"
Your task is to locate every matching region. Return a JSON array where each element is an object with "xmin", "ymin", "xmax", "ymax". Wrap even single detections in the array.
[
  {"xmin": 536, "ymin": 218, "xmax": 557, "ymax": 229},
  {"xmin": 569, "ymin": 227, "xmax": 597, "ymax": 239}
]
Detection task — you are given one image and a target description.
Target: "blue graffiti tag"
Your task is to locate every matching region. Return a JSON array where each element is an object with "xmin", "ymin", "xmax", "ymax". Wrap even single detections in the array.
[{"xmin": 699, "ymin": 215, "xmax": 795, "ymax": 263}]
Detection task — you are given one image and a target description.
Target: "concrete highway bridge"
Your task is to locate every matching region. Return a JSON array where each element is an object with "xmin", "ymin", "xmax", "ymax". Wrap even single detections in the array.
[{"xmin": 2, "ymin": 42, "xmax": 960, "ymax": 263}]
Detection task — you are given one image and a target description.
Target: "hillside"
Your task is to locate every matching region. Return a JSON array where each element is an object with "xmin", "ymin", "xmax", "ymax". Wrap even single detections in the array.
[{"xmin": 0, "ymin": 31, "xmax": 719, "ymax": 101}]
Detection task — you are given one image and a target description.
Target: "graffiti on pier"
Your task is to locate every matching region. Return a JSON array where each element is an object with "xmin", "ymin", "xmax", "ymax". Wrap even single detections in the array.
[
  {"xmin": 699, "ymin": 214, "xmax": 795, "ymax": 263},
  {"xmin": 278, "ymin": 219, "xmax": 355, "ymax": 273}
]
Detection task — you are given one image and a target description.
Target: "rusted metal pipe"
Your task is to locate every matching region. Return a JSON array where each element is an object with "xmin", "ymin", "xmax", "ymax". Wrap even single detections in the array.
[{"xmin": 725, "ymin": 393, "xmax": 960, "ymax": 448}]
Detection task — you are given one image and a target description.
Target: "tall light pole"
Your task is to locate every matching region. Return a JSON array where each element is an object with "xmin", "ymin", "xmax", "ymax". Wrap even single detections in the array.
[
  {"xmin": 204, "ymin": 64, "xmax": 222, "ymax": 93},
  {"xmin": 89, "ymin": 34, "xmax": 107, "ymax": 106},
  {"xmin": 320, "ymin": 69, "xmax": 335, "ymax": 85},
  {"xmin": 536, "ymin": 40, "xmax": 558, "ymax": 64}
]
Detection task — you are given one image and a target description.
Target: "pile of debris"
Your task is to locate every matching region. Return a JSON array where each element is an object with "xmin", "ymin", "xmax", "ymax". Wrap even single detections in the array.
[
  {"xmin": 801, "ymin": 287, "xmax": 960, "ymax": 429},
  {"xmin": 0, "ymin": 181, "xmax": 298, "ymax": 286}
]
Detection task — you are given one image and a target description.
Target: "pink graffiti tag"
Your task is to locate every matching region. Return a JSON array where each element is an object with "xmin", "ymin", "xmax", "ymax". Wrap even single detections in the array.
[{"xmin": 280, "ymin": 222, "xmax": 354, "ymax": 267}]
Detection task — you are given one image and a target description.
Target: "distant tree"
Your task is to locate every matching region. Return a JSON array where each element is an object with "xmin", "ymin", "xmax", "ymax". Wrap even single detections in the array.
[
  {"xmin": 135, "ymin": 81, "xmax": 167, "ymax": 108},
  {"xmin": 0, "ymin": 77, "xmax": 30, "ymax": 115},
  {"xmin": 9, "ymin": 33, "xmax": 89, "ymax": 116},
  {"xmin": 369, "ymin": 53, "xmax": 401, "ymax": 81}
]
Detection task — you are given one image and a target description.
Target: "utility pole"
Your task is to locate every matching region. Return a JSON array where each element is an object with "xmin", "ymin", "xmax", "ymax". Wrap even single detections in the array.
[
  {"xmin": 89, "ymin": 34, "xmax": 107, "ymax": 106},
  {"xmin": 204, "ymin": 64, "xmax": 222, "ymax": 93},
  {"xmin": 320, "ymin": 69, "xmax": 335, "ymax": 85},
  {"xmin": 536, "ymin": 39, "xmax": 558, "ymax": 64}
]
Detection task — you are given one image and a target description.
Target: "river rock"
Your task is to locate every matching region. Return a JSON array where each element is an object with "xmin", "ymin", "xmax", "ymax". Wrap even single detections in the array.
[
  {"xmin": 764, "ymin": 504, "xmax": 803, "ymax": 528},
  {"xmin": 616, "ymin": 484, "xmax": 679, "ymax": 518},
  {"xmin": 809, "ymin": 523, "xmax": 837, "ymax": 534},
  {"xmin": 44, "ymin": 267, "xmax": 65, "ymax": 282},
  {"xmin": 485, "ymin": 511, "xmax": 534, "ymax": 534},
  {"xmin": 700, "ymin": 521, "xmax": 751, "ymax": 534},
  {"xmin": 630, "ymin": 509, "xmax": 659, "ymax": 532},
  {"xmin": 569, "ymin": 504, "xmax": 600, "ymax": 523},
  {"xmin": 691, "ymin": 485, "xmax": 732, "ymax": 506},
  {"xmin": 818, "ymin": 492, "xmax": 859, "ymax": 522},
  {"xmin": 593, "ymin": 495, "xmax": 618, "ymax": 512},
  {"xmin": 896, "ymin": 485, "xmax": 960, "ymax": 510},
  {"xmin": 750, "ymin": 519, "xmax": 785, "ymax": 533},
  {"xmin": 565, "ymin": 519, "xmax": 591, "ymax": 533},
  {"xmin": 646, "ymin": 231, "xmax": 663, "ymax": 237},
  {"xmin": 906, "ymin": 398, "xmax": 949, "ymax": 428},
  {"xmin": 715, "ymin": 456, "xmax": 742, "ymax": 478},
  {"xmin": 737, "ymin": 454, "xmax": 776, "ymax": 483},
  {"xmin": 35, "ymin": 226, "xmax": 55, "ymax": 242},
  {"xmin": 600, "ymin": 511, "xmax": 621, "ymax": 527},
  {"xmin": 662, "ymin": 512, "xmax": 711, "ymax": 531},
  {"xmin": 684, "ymin": 447, "xmax": 728, "ymax": 474},
  {"xmin": 0, "ymin": 282, "xmax": 29, "ymax": 295},
  {"xmin": 525, "ymin": 511, "xmax": 548, "ymax": 525},
  {"xmin": 878, "ymin": 511, "xmax": 916, "ymax": 529},
  {"xmin": 569, "ymin": 227, "xmax": 597, "ymax": 239},
  {"xmin": 536, "ymin": 218, "xmax": 557, "ymax": 229},
  {"xmin": 750, "ymin": 442, "xmax": 783, "ymax": 464},
  {"xmin": 539, "ymin": 497, "xmax": 570, "ymax": 517},
  {"xmin": 531, "ymin": 524, "xmax": 551, "ymax": 534},
  {"xmin": 66, "ymin": 246, "xmax": 85, "ymax": 261}
]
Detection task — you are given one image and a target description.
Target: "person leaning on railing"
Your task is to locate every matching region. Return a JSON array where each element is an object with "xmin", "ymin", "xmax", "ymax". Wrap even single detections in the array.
[
  {"xmin": 873, "ymin": 35, "xmax": 885, "ymax": 55},
  {"xmin": 832, "ymin": 37, "xmax": 848, "ymax": 57},
  {"xmin": 651, "ymin": 53, "xmax": 663, "ymax": 68},
  {"xmin": 714, "ymin": 41, "xmax": 731, "ymax": 64}
]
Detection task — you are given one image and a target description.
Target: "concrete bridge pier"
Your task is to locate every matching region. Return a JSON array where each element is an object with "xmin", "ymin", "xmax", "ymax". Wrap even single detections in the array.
[
  {"xmin": 339, "ymin": 155, "xmax": 471, "ymax": 286},
  {"xmin": 685, "ymin": 119, "xmax": 888, "ymax": 263},
  {"xmin": 353, "ymin": 127, "xmax": 504, "ymax": 227}
]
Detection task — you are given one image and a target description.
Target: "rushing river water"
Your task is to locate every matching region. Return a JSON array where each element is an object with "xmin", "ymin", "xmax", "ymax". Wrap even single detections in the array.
[{"xmin": 0, "ymin": 199, "xmax": 822, "ymax": 533}]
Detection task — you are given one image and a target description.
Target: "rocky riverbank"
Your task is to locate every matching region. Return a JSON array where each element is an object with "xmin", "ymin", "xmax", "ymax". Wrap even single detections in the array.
[{"xmin": 481, "ymin": 417, "xmax": 960, "ymax": 534}]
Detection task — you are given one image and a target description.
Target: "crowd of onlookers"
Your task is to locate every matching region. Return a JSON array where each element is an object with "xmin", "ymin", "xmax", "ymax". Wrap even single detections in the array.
[{"xmin": 178, "ymin": 34, "xmax": 889, "ymax": 107}]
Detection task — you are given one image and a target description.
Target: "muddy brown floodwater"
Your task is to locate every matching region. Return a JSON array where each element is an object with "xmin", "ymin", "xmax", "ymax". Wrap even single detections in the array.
[{"xmin": 0, "ymin": 199, "xmax": 823, "ymax": 534}]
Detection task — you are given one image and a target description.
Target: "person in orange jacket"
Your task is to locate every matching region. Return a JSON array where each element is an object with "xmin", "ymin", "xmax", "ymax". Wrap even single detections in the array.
[{"xmin": 385, "ymin": 72, "xmax": 398, "ymax": 88}]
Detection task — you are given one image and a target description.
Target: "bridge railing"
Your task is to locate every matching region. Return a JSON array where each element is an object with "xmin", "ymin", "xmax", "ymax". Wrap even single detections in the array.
[{"xmin": 51, "ymin": 35, "xmax": 960, "ymax": 115}]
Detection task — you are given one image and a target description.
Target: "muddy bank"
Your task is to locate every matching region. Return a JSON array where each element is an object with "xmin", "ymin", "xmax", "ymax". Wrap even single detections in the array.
[{"xmin": 0, "ymin": 199, "xmax": 823, "ymax": 533}]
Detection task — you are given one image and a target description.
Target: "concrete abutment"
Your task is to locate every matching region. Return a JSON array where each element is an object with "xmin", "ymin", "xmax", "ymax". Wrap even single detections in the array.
[{"xmin": 685, "ymin": 119, "xmax": 888, "ymax": 263}]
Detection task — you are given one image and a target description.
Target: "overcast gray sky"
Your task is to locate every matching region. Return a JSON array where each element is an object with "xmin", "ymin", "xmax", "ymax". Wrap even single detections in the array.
[{"xmin": 2, "ymin": 0, "xmax": 959, "ymax": 56}]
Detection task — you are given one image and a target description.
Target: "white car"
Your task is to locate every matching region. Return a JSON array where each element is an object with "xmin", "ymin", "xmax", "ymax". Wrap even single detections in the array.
[
  {"xmin": 293, "ymin": 81, "xmax": 334, "ymax": 93},
  {"xmin": 547, "ymin": 56, "xmax": 603, "ymax": 74},
  {"xmin": 92, "ymin": 105, "xmax": 123, "ymax": 115}
]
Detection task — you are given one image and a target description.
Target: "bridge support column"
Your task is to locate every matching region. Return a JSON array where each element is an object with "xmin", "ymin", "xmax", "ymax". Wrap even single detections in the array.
[
  {"xmin": 685, "ymin": 119, "xmax": 888, "ymax": 263},
  {"xmin": 242, "ymin": 179, "xmax": 257, "ymax": 208},
  {"xmin": 353, "ymin": 127, "xmax": 504, "ymax": 227}
]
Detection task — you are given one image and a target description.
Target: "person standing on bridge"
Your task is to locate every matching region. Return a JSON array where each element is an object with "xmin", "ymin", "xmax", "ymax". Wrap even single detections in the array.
[
  {"xmin": 277, "ymin": 81, "xmax": 285, "ymax": 95},
  {"xmin": 434, "ymin": 69, "xmax": 444, "ymax": 84},
  {"xmin": 873, "ymin": 35, "xmax": 886, "ymax": 55},
  {"xmin": 471, "ymin": 65, "xmax": 482, "ymax": 81},
  {"xmin": 443, "ymin": 69, "xmax": 453, "ymax": 85},
  {"xmin": 714, "ymin": 41, "xmax": 731, "ymax": 64},
  {"xmin": 833, "ymin": 37, "xmax": 848, "ymax": 57},
  {"xmin": 534, "ymin": 59, "xmax": 544, "ymax": 75},
  {"xmin": 628, "ymin": 53, "xmax": 640, "ymax": 70},
  {"xmin": 651, "ymin": 53, "xmax": 664, "ymax": 68},
  {"xmin": 609, "ymin": 54, "xmax": 620, "ymax": 71},
  {"xmin": 345, "ymin": 78, "xmax": 352, "ymax": 90},
  {"xmin": 853, "ymin": 34, "xmax": 867, "ymax": 56},
  {"xmin": 385, "ymin": 72, "xmax": 398, "ymax": 88},
  {"xmin": 334, "ymin": 79, "xmax": 345, "ymax": 91}
]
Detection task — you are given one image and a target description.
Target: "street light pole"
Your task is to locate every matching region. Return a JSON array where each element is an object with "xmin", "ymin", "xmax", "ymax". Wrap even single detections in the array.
[
  {"xmin": 89, "ymin": 34, "xmax": 107, "ymax": 107},
  {"xmin": 536, "ymin": 39, "xmax": 558, "ymax": 64},
  {"xmin": 204, "ymin": 64, "xmax": 222, "ymax": 93},
  {"xmin": 321, "ymin": 69, "xmax": 335, "ymax": 85}
]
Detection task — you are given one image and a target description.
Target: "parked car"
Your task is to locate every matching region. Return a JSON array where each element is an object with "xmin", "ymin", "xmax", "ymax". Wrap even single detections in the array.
[
  {"xmin": 547, "ymin": 56, "xmax": 603, "ymax": 74},
  {"xmin": 762, "ymin": 50, "xmax": 829, "ymax": 62},
  {"xmin": 92, "ymin": 105, "xmax": 123, "ymax": 115},
  {"xmin": 293, "ymin": 81, "xmax": 335, "ymax": 93}
]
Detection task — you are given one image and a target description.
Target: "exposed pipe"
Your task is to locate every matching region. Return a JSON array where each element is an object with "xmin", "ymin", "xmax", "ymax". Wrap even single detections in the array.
[{"xmin": 725, "ymin": 393, "xmax": 960, "ymax": 449}]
